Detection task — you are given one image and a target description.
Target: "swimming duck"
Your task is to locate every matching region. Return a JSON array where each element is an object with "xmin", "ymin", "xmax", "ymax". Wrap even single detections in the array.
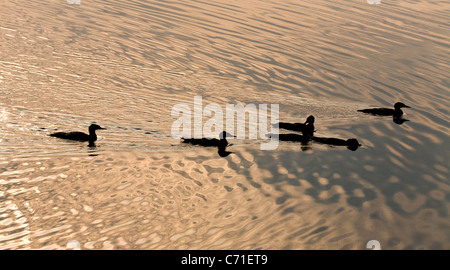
[
  {"xmin": 182, "ymin": 131, "xmax": 233, "ymax": 157},
  {"xmin": 182, "ymin": 131, "xmax": 231, "ymax": 148},
  {"xmin": 358, "ymin": 102, "xmax": 410, "ymax": 117},
  {"xmin": 312, "ymin": 137, "xmax": 361, "ymax": 151},
  {"xmin": 279, "ymin": 115, "xmax": 315, "ymax": 135},
  {"xmin": 49, "ymin": 124, "xmax": 106, "ymax": 143}
]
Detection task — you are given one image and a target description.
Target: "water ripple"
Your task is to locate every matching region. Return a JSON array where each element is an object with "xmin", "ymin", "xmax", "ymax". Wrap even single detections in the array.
[{"xmin": 0, "ymin": 0, "xmax": 448, "ymax": 249}]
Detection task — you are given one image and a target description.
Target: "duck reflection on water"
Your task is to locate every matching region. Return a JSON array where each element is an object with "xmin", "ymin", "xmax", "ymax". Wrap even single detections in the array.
[
  {"xmin": 393, "ymin": 116, "xmax": 409, "ymax": 125},
  {"xmin": 267, "ymin": 133, "xmax": 361, "ymax": 151},
  {"xmin": 311, "ymin": 136, "xmax": 361, "ymax": 151}
]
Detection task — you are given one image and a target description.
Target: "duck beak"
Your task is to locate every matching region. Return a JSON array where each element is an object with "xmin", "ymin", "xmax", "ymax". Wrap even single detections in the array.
[
  {"xmin": 222, "ymin": 132, "xmax": 235, "ymax": 139},
  {"xmin": 99, "ymin": 127, "xmax": 107, "ymax": 130},
  {"xmin": 404, "ymin": 105, "xmax": 410, "ymax": 108}
]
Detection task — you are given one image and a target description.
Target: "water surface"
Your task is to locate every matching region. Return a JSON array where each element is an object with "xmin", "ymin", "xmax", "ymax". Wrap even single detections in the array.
[{"xmin": 0, "ymin": 0, "xmax": 449, "ymax": 249}]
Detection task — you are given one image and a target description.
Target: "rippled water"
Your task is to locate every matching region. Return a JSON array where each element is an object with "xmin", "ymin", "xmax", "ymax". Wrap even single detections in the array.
[{"xmin": 0, "ymin": 0, "xmax": 449, "ymax": 249}]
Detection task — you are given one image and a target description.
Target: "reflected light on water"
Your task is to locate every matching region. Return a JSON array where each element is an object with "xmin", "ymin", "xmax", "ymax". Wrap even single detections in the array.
[
  {"xmin": 0, "ymin": 0, "xmax": 449, "ymax": 250},
  {"xmin": 0, "ymin": 109, "xmax": 8, "ymax": 121}
]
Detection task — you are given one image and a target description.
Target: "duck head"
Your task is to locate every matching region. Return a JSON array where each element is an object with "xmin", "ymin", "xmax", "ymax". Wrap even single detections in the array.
[
  {"xmin": 346, "ymin": 138, "xmax": 361, "ymax": 151},
  {"xmin": 88, "ymin": 124, "xmax": 106, "ymax": 136},
  {"xmin": 346, "ymin": 138, "xmax": 361, "ymax": 146},
  {"xmin": 305, "ymin": 115, "xmax": 315, "ymax": 124},
  {"xmin": 219, "ymin": 131, "xmax": 230, "ymax": 140},
  {"xmin": 89, "ymin": 124, "xmax": 106, "ymax": 131},
  {"xmin": 394, "ymin": 102, "xmax": 410, "ymax": 109},
  {"xmin": 219, "ymin": 131, "xmax": 235, "ymax": 147}
]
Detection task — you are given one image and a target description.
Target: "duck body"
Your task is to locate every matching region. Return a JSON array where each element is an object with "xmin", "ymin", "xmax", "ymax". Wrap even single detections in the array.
[
  {"xmin": 50, "ymin": 131, "xmax": 92, "ymax": 142},
  {"xmin": 358, "ymin": 102, "xmax": 410, "ymax": 117},
  {"xmin": 182, "ymin": 131, "xmax": 233, "ymax": 157},
  {"xmin": 182, "ymin": 137, "xmax": 227, "ymax": 148},
  {"xmin": 182, "ymin": 131, "xmax": 229, "ymax": 148},
  {"xmin": 50, "ymin": 124, "xmax": 106, "ymax": 142}
]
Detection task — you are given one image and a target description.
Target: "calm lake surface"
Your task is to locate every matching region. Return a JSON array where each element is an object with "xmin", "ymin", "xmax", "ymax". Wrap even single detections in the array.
[{"xmin": 0, "ymin": 0, "xmax": 449, "ymax": 249}]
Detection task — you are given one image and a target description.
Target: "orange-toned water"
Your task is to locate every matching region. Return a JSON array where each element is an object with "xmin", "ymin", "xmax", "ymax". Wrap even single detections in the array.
[{"xmin": 0, "ymin": 0, "xmax": 448, "ymax": 249}]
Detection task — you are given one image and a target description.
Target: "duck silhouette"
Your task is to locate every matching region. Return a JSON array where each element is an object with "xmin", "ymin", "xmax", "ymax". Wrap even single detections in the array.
[
  {"xmin": 182, "ymin": 131, "xmax": 233, "ymax": 157},
  {"xmin": 49, "ymin": 124, "xmax": 106, "ymax": 143},
  {"xmin": 279, "ymin": 115, "xmax": 315, "ymax": 136},
  {"xmin": 358, "ymin": 102, "xmax": 410, "ymax": 117},
  {"xmin": 267, "ymin": 133, "xmax": 361, "ymax": 151},
  {"xmin": 182, "ymin": 131, "xmax": 230, "ymax": 147}
]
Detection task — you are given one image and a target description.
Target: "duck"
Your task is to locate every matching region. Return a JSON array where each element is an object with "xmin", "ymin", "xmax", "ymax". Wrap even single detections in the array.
[
  {"xmin": 279, "ymin": 115, "xmax": 315, "ymax": 135},
  {"xmin": 182, "ymin": 131, "xmax": 233, "ymax": 157},
  {"xmin": 358, "ymin": 102, "xmax": 410, "ymax": 117},
  {"xmin": 182, "ymin": 131, "xmax": 230, "ymax": 148},
  {"xmin": 312, "ymin": 137, "xmax": 361, "ymax": 151},
  {"xmin": 49, "ymin": 124, "xmax": 106, "ymax": 143}
]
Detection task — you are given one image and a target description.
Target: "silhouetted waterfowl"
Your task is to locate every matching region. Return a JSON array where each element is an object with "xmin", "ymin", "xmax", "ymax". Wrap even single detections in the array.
[
  {"xmin": 182, "ymin": 131, "xmax": 233, "ymax": 157},
  {"xmin": 267, "ymin": 133, "xmax": 360, "ymax": 150},
  {"xmin": 182, "ymin": 131, "xmax": 230, "ymax": 148},
  {"xmin": 312, "ymin": 137, "xmax": 361, "ymax": 151},
  {"xmin": 279, "ymin": 115, "xmax": 315, "ymax": 136},
  {"xmin": 358, "ymin": 102, "xmax": 410, "ymax": 117},
  {"xmin": 49, "ymin": 124, "xmax": 106, "ymax": 143}
]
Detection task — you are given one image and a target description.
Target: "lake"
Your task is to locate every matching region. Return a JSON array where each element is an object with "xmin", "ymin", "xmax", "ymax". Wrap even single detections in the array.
[{"xmin": 0, "ymin": 0, "xmax": 449, "ymax": 249}]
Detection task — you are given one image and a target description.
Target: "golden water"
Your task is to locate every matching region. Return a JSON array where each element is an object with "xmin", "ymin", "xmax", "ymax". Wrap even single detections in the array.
[{"xmin": 0, "ymin": 0, "xmax": 449, "ymax": 249}]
